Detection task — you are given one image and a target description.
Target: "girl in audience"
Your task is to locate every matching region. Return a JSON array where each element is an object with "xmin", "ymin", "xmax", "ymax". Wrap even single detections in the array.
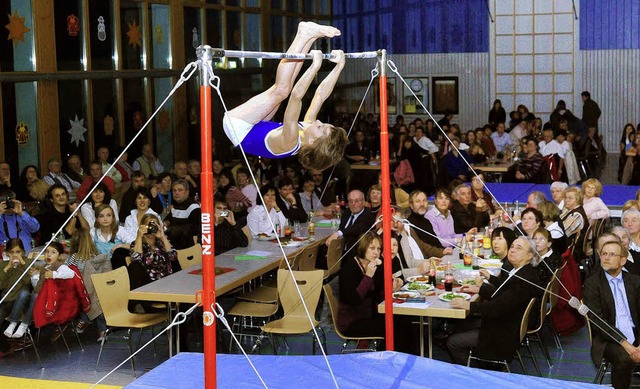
[
  {"xmin": 622, "ymin": 209, "xmax": 640, "ymax": 253},
  {"xmin": 298, "ymin": 175, "xmax": 322, "ymax": 216},
  {"xmin": 367, "ymin": 184, "xmax": 382, "ymax": 214},
  {"xmin": 79, "ymin": 182, "xmax": 119, "ymax": 229},
  {"xmin": 518, "ymin": 208, "xmax": 544, "ymax": 238},
  {"xmin": 532, "ymin": 227, "xmax": 562, "ymax": 286},
  {"xmin": 1, "ymin": 239, "xmax": 34, "ymax": 338},
  {"xmin": 470, "ymin": 174, "xmax": 496, "ymax": 214},
  {"xmin": 16, "ymin": 165, "xmax": 48, "ymax": 203},
  {"xmin": 154, "ymin": 172, "xmax": 173, "ymax": 217},
  {"xmin": 124, "ymin": 188, "xmax": 161, "ymax": 231},
  {"xmin": 91, "ymin": 204, "xmax": 135, "ymax": 269},
  {"xmin": 581, "ymin": 178, "xmax": 610, "ymax": 223},
  {"xmin": 129, "ymin": 214, "xmax": 178, "ymax": 289},
  {"xmin": 68, "ymin": 228, "xmax": 109, "ymax": 342},
  {"xmin": 246, "ymin": 184, "xmax": 287, "ymax": 236},
  {"xmin": 539, "ymin": 200, "xmax": 567, "ymax": 254}
]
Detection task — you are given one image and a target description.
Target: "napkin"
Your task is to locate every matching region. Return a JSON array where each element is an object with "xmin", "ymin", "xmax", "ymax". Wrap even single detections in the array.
[
  {"xmin": 315, "ymin": 220, "xmax": 334, "ymax": 227},
  {"xmin": 235, "ymin": 255, "xmax": 266, "ymax": 261}
]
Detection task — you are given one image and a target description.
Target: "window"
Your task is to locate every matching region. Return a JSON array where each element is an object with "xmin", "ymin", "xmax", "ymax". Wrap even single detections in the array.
[
  {"xmin": 88, "ymin": 0, "xmax": 115, "ymax": 70},
  {"xmin": 120, "ymin": 2, "xmax": 143, "ymax": 70},
  {"xmin": 55, "ymin": 0, "xmax": 84, "ymax": 71}
]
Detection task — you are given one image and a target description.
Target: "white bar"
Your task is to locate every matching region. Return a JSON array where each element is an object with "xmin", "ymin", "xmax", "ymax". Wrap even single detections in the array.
[{"xmin": 204, "ymin": 47, "xmax": 380, "ymax": 60}]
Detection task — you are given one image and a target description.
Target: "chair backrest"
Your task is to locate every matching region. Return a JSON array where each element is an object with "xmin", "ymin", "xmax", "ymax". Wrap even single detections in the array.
[
  {"xmin": 547, "ymin": 262, "xmax": 566, "ymax": 315},
  {"xmin": 323, "ymin": 283, "xmax": 347, "ymax": 339},
  {"xmin": 519, "ymin": 297, "xmax": 538, "ymax": 342},
  {"xmin": 177, "ymin": 244, "xmax": 203, "ymax": 270},
  {"xmin": 91, "ymin": 267, "xmax": 130, "ymax": 324},
  {"xmin": 325, "ymin": 238, "xmax": 345, "ymax": 279},
  {"xmin": 296, "ymin": 244, "xmax": 319, "ymax": 271},
  {"xmin": 277, "ymin": 269, "xmax": 324, "ymax": 320},
  {"xmin": 583, "ymin": 222, "xmax": 596, "ymax": 257}
]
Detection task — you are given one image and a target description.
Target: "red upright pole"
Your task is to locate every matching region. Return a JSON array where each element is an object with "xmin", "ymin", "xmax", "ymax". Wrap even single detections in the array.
[
  {"xmin": 378, "ymin": 50, "xmax": 395, "ymax": 351},
  {"xmin": 199, "ymin": 47, "xmax": 217, "ymax": 389}
]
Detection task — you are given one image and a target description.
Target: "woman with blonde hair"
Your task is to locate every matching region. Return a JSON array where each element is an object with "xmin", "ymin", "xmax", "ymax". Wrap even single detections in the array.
[
  {"xmin": 560, "ymin": 187, "xmax": 589, "ymax": 259},
  {"xmin": 581, "ymin": 178, "xmax": 610, "ymax": 223},
  {"xmin": 539, "ymin": 200, "xmax": 567, "ymax": 254}
]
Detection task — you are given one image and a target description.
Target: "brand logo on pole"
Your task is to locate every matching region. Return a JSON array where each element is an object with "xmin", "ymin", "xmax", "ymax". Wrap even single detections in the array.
[{"xmin": 202, "ymin": 213, "xmax": 212, "ymax": 255}]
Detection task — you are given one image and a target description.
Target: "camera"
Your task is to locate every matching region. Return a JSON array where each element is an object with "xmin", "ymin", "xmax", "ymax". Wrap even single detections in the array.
[
  {"xmin": 220, "ymin": 210, "xmax": 229, "ymax": 217},
  {"xmin": 1, "ymin": 196, "xmax": 14, "ymax": 209},
  {"xmin": 147, "ymin": 221, "xmax": 159, "ymax": 234}
]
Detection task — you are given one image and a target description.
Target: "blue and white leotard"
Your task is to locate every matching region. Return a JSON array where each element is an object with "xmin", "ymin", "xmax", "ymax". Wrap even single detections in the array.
[{"xmin": 223, "ymin": 114, "xmax": 302, "ymax": 159}]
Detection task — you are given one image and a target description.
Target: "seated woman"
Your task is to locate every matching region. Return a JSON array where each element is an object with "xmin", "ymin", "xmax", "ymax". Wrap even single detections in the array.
[
  {"xmin": 532, "ymin": 227, "xmax": 562, "ymax": 286},
  {"xmin": 298, "ymin": 174, "xmax": 323, "ymax": 215},
  {"xmin": 124, "ymin": 187, "xmax": 161, "ymax": 231},
  {"xmin": 560, "ymin": 187, "xmax": 589, "ymax": 260},
  {"xmin": 426, "ymin": 188, "xmax": 476, "ymax": 248},
  {"xmin": 622, "ymin": 209, "xmax": 640, "ymax": 253},
  {"xmin": 215, "ymin": 169, "xmax": 235, "ymax": 199},
  {"xmin": 79, "ymin": 182, "xmax": 119, "ymax": 229},
  {"xmin": 128, "ymin": 214, "xmax": 178, "ymax": 289},
  {"xmin": 581, "ymin": 178, "xmax": 610, "ymax": 223},
  {"xmin": 91, "ymin": 204, "xmax": 135, "ymax": 269},
  {"xmin": 470, "ymin": 174, "xmax": 496, "ymax": 214},
  {"xmin": 222, "ymin": 22, "xmax": 347, "ymax": 170},
  {"xmin": 15, "ymin": 165, "xmax": 48, "ymax": 203},
  {"xmin": 517, "ymin": 207, "xmax": 544, "ymax": 238},
  {"xmin": 246, "ymin": 184, "xmax": 288, "ymax": 236},
  {"xmin": 366, "ymin": 184, "xmax": 382, "ymax": 215},
  {"xmin": 443, "ymin": 137, "xmax": 472, "ymax": 181},
  {"xmin": 153, "ymin": 172, "xmax": 173, "ymax": 218},
  {"xmin": 338, "ymin": 232, "xmax": 414, "ymax": 352},
  {"xmin": 539, "ymin": 200, "xmax": 568, "ymax": 254},
  {"xmin": 1, "ymin": 239, "xmax": 35, "ymax": 339}
]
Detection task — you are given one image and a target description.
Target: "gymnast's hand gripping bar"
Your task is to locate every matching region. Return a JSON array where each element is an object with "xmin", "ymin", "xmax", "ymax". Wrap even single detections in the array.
[{"xmin": 197, "ymin": 45, "xmax": 381, "ymax": 60}]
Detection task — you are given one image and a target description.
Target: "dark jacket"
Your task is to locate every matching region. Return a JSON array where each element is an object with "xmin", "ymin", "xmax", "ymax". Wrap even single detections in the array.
[
  {"xmin": 450, "ymin": 200, "xmax": 490, "ymax": 234},
  {"xmin": 583, "ymin": 270, "xmax": 640, "ymax": 366},
  {"xmin": 165, "ymin": 198, "xmax": 201, "ymax": 249},
  {"xmin": 275, "ymin": 193, "xmax": 308, "ymax": 223},
  {"xmin": 471, "ymin": 263, "xmax": 541, "ymax": 361},
  {"xmin": 338, "ymin": 209, "xmax": 376, "ymax": 266},
  {"xmin": 407, "ymin": 211, "xmax": 446, "ymax": 258}
]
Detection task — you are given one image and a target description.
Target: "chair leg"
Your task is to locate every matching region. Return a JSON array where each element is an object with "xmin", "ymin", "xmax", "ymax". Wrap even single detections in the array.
[
  {"xmin": 516, "ymin": 350, "xmax": 527, "ymax": 374},
  {"xmin": 126, "ymin": 329, "xmax": 136, "ymax": 377},
  {"xmin": 151, "ymin": 325, "xmax": 157, "ymax": 356},
  {"xmin": 526, "ymin": 342, "xmax": 542, "ymax": 376},
  {"xmin": 466, "ymin": 351, "xmax": 473, "ymax": 367},
  {"xmin": 548, "ymin": 323, "xmax": 563, "ymax": 351},
  {"xmin": 312, "ymin": 334, "xmax": 317, "ymax": 355},
  {"xmin": 96, "ymin": 328, "xmax": 109, "ymax": 369},
  {"xmin": 27, "ymin": 328, "xmax": 43, "ymax": 369},
  {"xmin": 136, "ymin": 328, "xmax": 144, "ymax": 351},
  {"xmin": 57, "ymin": 325, "xmax": 71, "ymax": 354},
  {"xmin": 70, "ymin": 320, "xmax": 84, "ymax": 351},
  {"xmin": 535, "ymin": 332, "xmax": 552, "ymax": 368}
]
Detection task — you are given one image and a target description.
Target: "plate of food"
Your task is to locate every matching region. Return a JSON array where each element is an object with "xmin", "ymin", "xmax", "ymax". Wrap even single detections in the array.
[
  {"xmin": 455, "ymin": 269, "xmax": 480, "ymax": 286},
  {"xmin": 281, "ymin": 240, "xmax": 302, "ymax": 247},
  {"xmin": 393, "ymin": 291, "xmax": 421, "ymax": 300},
  {"xmin": 255, "ymin": 233, "xmax": 277, "ymax": 241},
  {"xmin": 402, "ymin": 282, "xmax": 435, "ymax": 292},
  {"xmin": 438, "ymin": 292, "xmax": 471, "ymax": 302},
  {"xmin": 479, "ymin": 259, "xmax": 503, "ymax": 269},
  {"xmin": 406, "ymin": 275, "xmax": 431, "ymax": 284}
]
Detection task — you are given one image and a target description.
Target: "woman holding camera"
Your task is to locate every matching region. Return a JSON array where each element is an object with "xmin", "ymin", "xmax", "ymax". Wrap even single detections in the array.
[
  {"xmin": 128, "ymin": 214, "xmax": 178, "ymax": 288},
  {"xmin": 124, "ymin": 187, "xmax": 161, "ymax": 231}
]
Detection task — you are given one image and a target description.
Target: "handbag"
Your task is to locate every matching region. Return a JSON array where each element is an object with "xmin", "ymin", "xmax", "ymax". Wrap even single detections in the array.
[{"xmin": 393, "ymin": 159, "xmax": 415, "ymax": 186}]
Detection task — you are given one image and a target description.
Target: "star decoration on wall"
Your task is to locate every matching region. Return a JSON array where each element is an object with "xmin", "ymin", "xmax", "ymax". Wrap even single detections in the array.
[
  {"xmin": 126, "ymin": 20, "xmax": 141, "ymax": 49},
  {"xmin": 6, "ymin": 10, "xmax": 30, "ymax": 46},
  {"xmin": 68, "ymin": 115, "xmax": 88, "ymax": 146}
]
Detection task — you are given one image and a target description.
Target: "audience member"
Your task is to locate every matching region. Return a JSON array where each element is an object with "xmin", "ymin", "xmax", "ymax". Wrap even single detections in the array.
[
  {"xmin": 0, "ymin": 190, "xmax": 40, "ymax": 251},
  {"xmin": 550, "ymin": 181, "xmax": 568, "ymax": 210},
  {"xmin": 153, "ymin": 172, "xmax": 173, "ymax": 217},
  {"xmin": 91, "ymin": 204, "xmax": 135, "ymax": 269},
  {"xmin": 491, "ymin": 122, "xmax": 512, "ymax": 153},
  {"xmin": 213, "ymin": 197, "xmax": 248, "ymax": 255},
  {"xmin": 488, "ymin": 99, "xmax": 506, "ymax": 127},
  {"xmin": 470, "ymin": 174, "xmax": 496, "ymax": 214},
  {"xmin": 582, "ymin": 178, "xmax": 610, "ymax": 222},
  {"xmin": 124, "ymin": 187, "xmax": 161, "ymax": 231},
  {"xmin": 174, "ymin": 161, "xmax": 198, "ymax": 196},
  {"xmin": 560, "ymin": 187, "xmax": 589, "ymax": 260},
  {"xmin": 79, "ymin": 182, "xmax": 119, "ymax": 229},
  {"xmin": 133, "ymin": 143, "xmax": 164, "ymax": 178},
  {"xmin": 97, "ymin": 146, "xmax": 122, "ymax": 184},
  {"xmin": 504, "ymin": 137, "xmax": 544, "ymax": 183},
  {"xmin": 622, "ymin": 209, "xmax": 640, "ymax": 253},
  {"xmin": 298, "ymin": 175, "xmax": 323, "ymax": 215},
  {"xmin": 164, "ymin": 179, "xmax": 201, "ymax": 250},
  {"xmin": 0, "ymin": 239, "xmax": 34, "ymax": 339},
  {"xmin": 532, "ymin": 227, "xmax": 562, "ymax": 286},
  {"xmin": 407, "ymin": 190, "xmax": 453, "ymax": 257},
  {"xmin": 42, "ymin": 157, "xmax": 81, "ymax": 193},
  {"xmin": 128, "ymin": 214, "xmax": 178, "ymax": 289},
  {"xmin": 0, "ymin": 162, "xmax": 14, "ymax": 191},
  {"xmin": 37, "ymin": 184, "xmax": 78, "ymax": 241},
  {"xmin": 15, "ymin": 165, "xmax": 48, "ymax": 203},
  {"xmin": 66, "ymin": 155, "xmax": 85, "ymax": 183},
  {"xmin": 113, "ymin": 147, "xmax": 134, "ymax": 183},
  {"xmin": 450, "ymin": 184, "xmax": 490, "ymax": 233},
  {"xmin": 275, "ymin": 178, "xmax": 308, "ymax": 223},
  {"xmin": 611, "ymin": 227, "xmax": 640, "ymax": 276},
  {"xmin": 247, "ymin": 184, "xmax": 288, "ymax": 236},
  {"xmin": 76, "ymin": 161, "xmax": 116, "ymax": 201}
]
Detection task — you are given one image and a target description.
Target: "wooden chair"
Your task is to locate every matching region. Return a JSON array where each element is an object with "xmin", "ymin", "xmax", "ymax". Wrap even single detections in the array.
[
  {"xmin": 322, "ymin": 284, "xmax": 383, "ymax": 353},
  {"xmin": 261, "ymin": 269, "xmax": 326, "ymax": 354},
  {"xmin": 176, "ymin": 244, "xmax": 202, "ymax": 270},
  {"xmin": 468, "ymin": 297, "xmax": 539, "ymax": 375},
  {"xmin": 92, "ymin": 267, "xmax": 168, "ymax": 376},
  {"xmin": 324, "ymin": 238, "xmax": 344, "ymax": 280},
  {"xmin": 296, "ymin": 244, "xmax": 319, "ymax": 272},
  {"xmin": 545, "ymin": 262, "xmax": 566, "ymax": 351},
  {"xmin": 237, "ymin": 254, "xmax": 303, "ymax": 304}
]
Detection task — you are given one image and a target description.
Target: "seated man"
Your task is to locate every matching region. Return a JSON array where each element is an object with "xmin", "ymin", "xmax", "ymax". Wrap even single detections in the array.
[
  {"xmin": 222, "ymin": 22, "xmax": 347, "ymax": 170},
  {"xmin": 42, "ymin": 157, "xmax": 81, "ymax": 193},
  {"xmin": 36, "ymin": 184, "xmax": 78, "ymax": 241},
  {"xmin": 325, "ymin": 190, "xmax": 376, "ymax": 263},
  {"xmin": 174, "ymin": 161, "xmax": 198, "ymax": 197},
  {"xmin": 275, "ymin": 178, "xmax": 308, "ymax": 224},
  {"xmin": 447, "ymin": 237, "xmax": 541, "ymax": 365},
  {"xmin": 406, "ymin": 190, "xmax": 453, "ymax": 258},
  {"xmin": 0, "ymin": 190, "xmax": 40, "ymax": 251},
  {"xmin": 450, "ymin": 184, "xmax": 490, "ymax": 233},
  {"xmin": 76, "ymin": 160, "xmax": 116, "ymax": 201},
  {"xmin": 66, "ymin": 154, "xmax": 86, "ymax": 183},
  {"xmin": 214, "ymin": 197, "xmax": 248, "ymax": 255},
  {"xmin": 97, "ymin": 146, "xmax": 122, "ymax": 184},
  {"xmin": 133, "ymin": 143, "xmax": 164, "ymax": 179},
  {"xmin": 164, "ymin": 179, "xmax": 201, "ymax": 251},
  {"xmin": 584, "ymin": 239, "xmax": 640, "ymax": 389}
]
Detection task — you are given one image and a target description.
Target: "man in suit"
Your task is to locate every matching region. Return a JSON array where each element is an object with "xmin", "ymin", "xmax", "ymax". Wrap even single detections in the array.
[
  {"xmin": 275, "ymin": 178, "xmax": 308, "ymax": 223},
  {"xmin": 584, "ymin": 239, "xmax": 640, "ymax": 389},
  {"xmin": 450, "ymin": 184, "xmax": 490, "ymax": 233},
  {"xmin": 447, "ymin": 237, "xmax": 542, "ymax": 365},
  {"xmin": 325, "ymin": 189, "xmax": 376, "ymax": 263},
  {"xmin": 407, "ymin": 190, "xmax": 452, "ymax": 258}
]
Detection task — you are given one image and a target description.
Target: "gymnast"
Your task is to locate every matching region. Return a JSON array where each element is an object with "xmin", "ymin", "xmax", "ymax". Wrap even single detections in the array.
[{"xmin": 223, "ymin": 22, "xmax": 348, "ymax": 170}]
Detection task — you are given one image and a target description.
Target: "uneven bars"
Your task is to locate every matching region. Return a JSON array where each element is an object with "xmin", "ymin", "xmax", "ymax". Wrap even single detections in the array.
[{"xmin": 199, "ymin": 46, "xmax": 380, "ymax": 60}]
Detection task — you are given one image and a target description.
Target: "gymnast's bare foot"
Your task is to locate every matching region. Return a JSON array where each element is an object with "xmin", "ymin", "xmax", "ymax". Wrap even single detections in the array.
[{"xmin": 298, "ymin": 21, "xmax": 341, "ymax": 39}]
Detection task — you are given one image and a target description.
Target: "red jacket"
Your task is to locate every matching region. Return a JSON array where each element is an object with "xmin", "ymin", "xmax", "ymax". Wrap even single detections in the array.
[
  {"xmin": 34, "ymin": 265, "xmax": 91, "ymax": 328},
  {"xmin": 76, "ymin": 176, "xmax": 116, "ymax": 201}
]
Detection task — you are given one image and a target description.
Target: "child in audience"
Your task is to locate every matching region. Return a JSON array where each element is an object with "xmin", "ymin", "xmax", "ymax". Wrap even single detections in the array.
[
  {"xmin": 1, "ymin": 239, "xmax": 35, "ymax": 338},
  {"xmin": 90, "ymin": 204, "xmax": 135, "ymax": 269}
]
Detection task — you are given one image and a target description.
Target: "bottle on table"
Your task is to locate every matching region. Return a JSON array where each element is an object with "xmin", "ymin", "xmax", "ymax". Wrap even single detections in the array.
[
  {"xmin": 458, "ymin": 233, "xmax": 466, "ymax": 261},
  {"xmin": 444, "ymin": 261, "xmax": 454, "ymax": 292},
  {"xmin": 463, "ymin": 240, "xmax": 472, "ymax": 267},
  {"xmin": 428, "ymin": 258, "xmax": 437, "ymax": 286},
  {"xmin": 483, "ymin": 226, "xmax": 491, "ymax": 250},
  {"xmin": 307, "ymin": 212, "xmax": 315, "ymax": 237},
  {"xmin": 274, "ymin": 220, "xmax": 281, "ymax": 237},
  {"xmin": 284, "ymin": 220, "xmax": 292, "ymax": 238}
]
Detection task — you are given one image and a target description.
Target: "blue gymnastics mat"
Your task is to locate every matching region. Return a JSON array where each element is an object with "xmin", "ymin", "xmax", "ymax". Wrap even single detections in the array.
[{"xmin": 124, "ymin": 351, "xmax": 599, "ymax": 389}]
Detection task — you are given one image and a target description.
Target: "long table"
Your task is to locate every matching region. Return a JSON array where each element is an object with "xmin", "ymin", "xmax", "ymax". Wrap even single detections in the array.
[{"xmin": 129, "ymin": 226, "xmax": 335, "ymax": 304}]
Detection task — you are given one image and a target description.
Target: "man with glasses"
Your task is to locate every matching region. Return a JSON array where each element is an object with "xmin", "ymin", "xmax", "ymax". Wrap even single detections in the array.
[
  {"xmin": 584, "ymin": 239, "xmax": 640, "ymax": 389},
  {"xmin": 325, "ymin": 189, "xmax": 375, "ymax": 265}
]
